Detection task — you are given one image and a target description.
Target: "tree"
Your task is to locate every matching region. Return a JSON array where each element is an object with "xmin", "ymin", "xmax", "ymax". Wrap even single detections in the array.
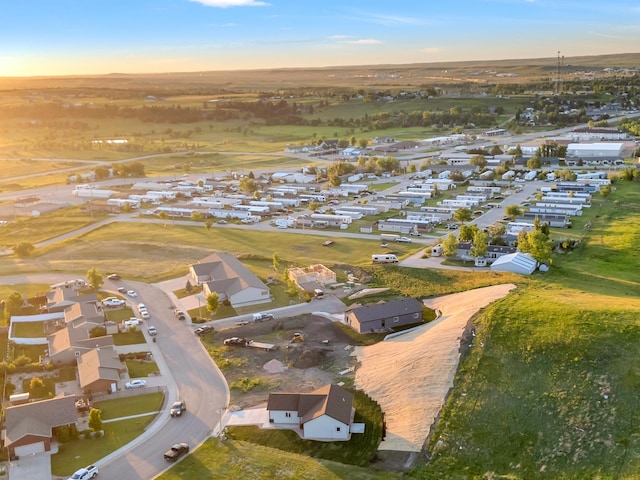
[
  {"xmin": 471, "ymin": 231, "xmax": 489, "ymax": 258},
  {"xmin": 453, "ymin": 208, "xmax": 472, "ymax": 223},
  {"xmin": 272, "ymin": 253, "xmax": 280, "ymax": 272},
  {"xmin": 88, "ymin": 408, "xmax": 103, "ymax": 432},
  {"xmin": 527, "ymin": 156, "xmax": 542, "ymax": 169},
  {"xmin": 185, "ymin": 280, "xmax": 193, "ymax": 293},
  {"xmin": 190, "ymin": 212, "xmax": 204, "ymax": 222},
  {"xmin": 29, "ymin": 377, "xmax": 48, "ymax": 398},
  {"xmin": 5, "ymin": 291, "xmax": 25, "ymax": 316},
  {"xmin": 408, "ymin": 163, "xmax": 417, "ymax": 173},
  {"xmin": 600, "ymin": 185, "xmax": 612, "ymax": 197},
  {"xmin": 239, "ymin": 177, "xmax": 258, "ymax": 193},
  {"xmin": 505, "ymin": 204, "xmax": 522, "ymax": 219},
  {"xmin": 206, "ymin": 292, "xmax": 220, "ymax": 316},
  {"xmin": 86, "ymin": 267, "xmax": 103, "ymax": 290},
  {"xmin": 350, "ymin": 135, "xmax": 357, "ymax": 146},
  {"xmin": 470, "ymin": 155, "xmax": 487, "ymax": 169},
  {"xmin": 459, "ymin": 224, "xmax": 479, "ymax": 242},
  {"xmin": 14, "ymin": 241, "xmax": 34, "ymax": 257},
  {"xmin": 328, "ymin": 171, "xmax": 342, "ymax": 187},
  {"xmin": 443, "ymin": 234, "xmax": 459, "ymax": 257},
  {"xmin": 358, "ymin": 138, "xmax": 369, "ymax": 149},
  {"xmin": 204, "ymin": 219, "xmax": 213, "ymax": 230}
]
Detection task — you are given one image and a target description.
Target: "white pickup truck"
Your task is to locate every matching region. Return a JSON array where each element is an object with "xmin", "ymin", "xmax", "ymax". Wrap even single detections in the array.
[
  {"xmin": 68, "ymin": 464, "xmax": 98, "ymax": 479},
  {"xmin": 252, "ymin": 312, "xmax": 274, "ymax": 322}
]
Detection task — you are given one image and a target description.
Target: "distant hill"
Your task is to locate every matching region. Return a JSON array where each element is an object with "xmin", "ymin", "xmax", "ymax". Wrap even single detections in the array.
[{"xmin": 0, "ymin": 52, "xmax": 638, "ymax": 92}]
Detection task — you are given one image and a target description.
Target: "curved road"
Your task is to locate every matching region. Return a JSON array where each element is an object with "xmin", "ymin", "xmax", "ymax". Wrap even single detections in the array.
[{"xmin": 0, "ymin": 274, "xmax": 229, "ymax": 480}]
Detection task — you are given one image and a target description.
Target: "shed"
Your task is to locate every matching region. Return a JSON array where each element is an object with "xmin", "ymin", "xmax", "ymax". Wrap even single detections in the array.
[{"xmin": 490, "ymin": 252, "xmax": 537, "ymax": 275}]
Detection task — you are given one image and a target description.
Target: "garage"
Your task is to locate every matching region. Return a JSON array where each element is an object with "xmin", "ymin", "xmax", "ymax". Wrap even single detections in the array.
[{"xmin": 14, "ymin": 441, "xmax": 46, "ymax": 457}]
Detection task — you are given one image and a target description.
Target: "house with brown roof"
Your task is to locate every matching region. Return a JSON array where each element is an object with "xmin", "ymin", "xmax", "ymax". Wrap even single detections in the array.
[
  {"xmin": 63, "ymin": 301, "xmax": 104, "ymax": 328},
  {"xmin": 3, "ymin": 393, "xmax": 78, "ymax": 457},
  {"xmin": 47, "ymin": 324, "xmax": 114, "ymax": 366},
  {"xmin": 345, "ymin": 298, "xmax": 425, "ymax": 334},
  {"xmin": 189, "ymin": 252, "xmax": 271, "ymax": 307},
  {"xmin": 45, "ymin": 287, "xmax": 98, "ymax": 313},
  {"xmin": 77, "ymin": 348, "xmax": 126, "ymax": 395},
  {"xmin": 266, "ymin": 384, "xmax": 355, "ymax": 441}
]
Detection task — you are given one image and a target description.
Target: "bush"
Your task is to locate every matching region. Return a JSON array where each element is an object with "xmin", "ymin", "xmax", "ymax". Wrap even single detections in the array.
[{"xmin": 13, "ymin": 354, "xmax": 32, "ymax": 367}]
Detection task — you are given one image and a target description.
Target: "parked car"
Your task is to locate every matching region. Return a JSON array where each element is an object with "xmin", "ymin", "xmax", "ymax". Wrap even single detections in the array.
[
  {"xmin": 252, "ymin": 312, "xmax": 274, "ymax": 322},
  {"xmin": 117, "ymin": 287, "xmax": 127, "ymax": 293},
  {"xmin": 194, "ymin": 325, "xmax": 214, "ymax": 336},
  {"xmin": 147, "ymin": 325, "xmax": 157, "ymax": 336},
  {"xmin": 106, "ymin": 274, "xmax": 120, "ymax": 281},
  {"xmin": 446, "ymin": 224, "xmax": 458, "ymax": 230},
  {"xmin": 217, "ymin": 219, "xmax": 227, "ymax": 224},
  {"xmin": 127, "ymin": 290, "xmax": 138, "ymax": 297},
  {"xmin": 68, "ymin": 464, "xmax": 99, "ymax": 480},
  {"xmin": 102, "ymin": 297, "xmax": 125, "ymax": 307},
  {"xmin": 395, "ymin": 236, "xmax": 412, "ymax": 243},
  {"xmin": 164, "ymin": 442, "xmax": 189, "ymax": 462},
  {"xmin": 170, "ymin": 400, "xmax": 186, "ymax": 417},
  {"xmin": 125, "ymin": 379, "xmax": 147, "ymax": 389},
  {"xmin": 224, "ymin": 337, "xmax": 248, "ymax": 346},
  {"xmin": 137, "ymin": 303, "xmax": 147, "ymax": 312},
  {"xmin": 139, "ymin": 310, "xmax": 150, "ymax": 319},
  {"xmin": 174, "ymin": 309, "xmax": 186, "ymax": 321}
]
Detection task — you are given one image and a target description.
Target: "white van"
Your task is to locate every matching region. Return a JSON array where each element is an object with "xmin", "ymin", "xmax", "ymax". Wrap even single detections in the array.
[{"xmin": 372, "ymin": 254, "xmax": 398, "ymax": 264}]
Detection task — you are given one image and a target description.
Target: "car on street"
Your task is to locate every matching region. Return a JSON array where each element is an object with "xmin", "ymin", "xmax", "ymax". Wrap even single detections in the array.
[
  {"xmin": 117, "ymin": 287, "xmax": 126, "ymax": 293},
  {"xmin": 147, "ymin": 325, "xmax": 157, "ymax": 336},
  {"xmin": 125, "ymin": 379, "xmax": 147, "ymax": 389},
  {"xmin": 217, "ymin": 219, "xmax": 227, "ymax": 224},
  {"xmin": 137, "ymin": 303, "xmax": 147, "ymax": 312},
  {"xmin": 68, "ymin": 464, "xmax": 99, "ymax": 479},
  {"xmin": 139, "ymin": 310, "xmax": 150, "ymax": 319},
  {"xmin": 170, "ymin": 400, "xmax": 186, "ymax": 417},
  {"xmin": 127, "ymin": 290, "xmax": 138, "ymax": 297},
  {"xmin": 102, "ymin": 297, "xmax": 125, "ymax": 308},
  {"xmin": 252, "ymin": 312, "xmax": 274, "ymax": 322},
  {"xmin": 164, "ymin": 442, "xmax": 189, "ymax": 462},
  {"xmin": 106, "ymin": 274, "xmax": 120, "ymax": 281},
  {"xmin": 194, "ymin": 325, "xmax": 214, "ymax": 336},
  {"xmin": 224, "ymin": 337, "xmax": 248, "ymax": 346},
  {"xmin": 174, "ymin": 309, "xmax": 186, "ymax": 321},
  {"xmin": 446, "ymin": 224, "xmax": 458, "ymax": 230},
  {"xmin": 395, "ymin": 236, "xmax": 412, "ymax": 243}
]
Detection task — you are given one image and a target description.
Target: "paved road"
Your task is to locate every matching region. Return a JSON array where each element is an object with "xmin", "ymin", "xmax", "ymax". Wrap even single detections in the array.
[{"xmin": 0, "ymin": 274, "xmax": 229, "ymax": 480}]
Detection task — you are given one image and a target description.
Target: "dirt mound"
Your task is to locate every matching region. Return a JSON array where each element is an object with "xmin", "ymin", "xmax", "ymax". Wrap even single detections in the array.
[{"xmin": 292, "ymin": 348, "xmax": 327, "ymax": 368}]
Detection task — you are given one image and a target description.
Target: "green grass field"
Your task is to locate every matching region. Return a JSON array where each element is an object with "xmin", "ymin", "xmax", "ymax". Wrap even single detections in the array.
[
  {"xmin": 125, "ymin": 359, "xmax": 160, "ymax": 377},
  {"xmin": 11, "ymin": 321, "xmax": 45, "ymax": 338},
  {"xmin": 412, "ymin": 181, "xmax": 640, "ymax": 479},
  {"xmin": 95, "ymin": 392, "xmax": 164, "ymax": 420}
]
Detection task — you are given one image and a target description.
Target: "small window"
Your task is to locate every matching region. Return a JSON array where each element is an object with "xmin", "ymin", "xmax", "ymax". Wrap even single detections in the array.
[
  {"xmin": 413, "ymin": 312, "xmax": 420, "ymax": 319},
  {"xmin": 285, "ymin": 412, "xmax": 291, "ymax": 418},
  {"xmin": 393, "ymin": 316, "xmax": 399, "ymax": 323},
  {"xmin": 336, "ymin": 426, "xmax": 341, "ymax": 432}
]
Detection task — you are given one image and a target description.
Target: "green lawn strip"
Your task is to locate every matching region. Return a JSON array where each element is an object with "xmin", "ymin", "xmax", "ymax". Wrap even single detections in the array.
[
  {"xmin": 157, "ymin": 438, "xmax": 400, "ymax": 480},
  {"xmin": 51, "ymin": 415, "xmax": 157, "ymax": 477},
  {"xmin": 125, "ymin": 358, "xmax": 160, "ymax": 378},
  {"xmin": 11, "ymin": 321, "xmax": 45, "ymax": 338},
  {"xmin": 173, "ymin": 285, "xmax": 203, "ymax": 299},
  {"xmin": 0, "ymin": 332, "xmax": 8, "ymax": 360},
  {"xmin": 105, "ymin": 307, "xmax": 135, "ymax": 322},
  {"xmin": 112, "ymin": 331, "xmax": 146, "ymax": 346},
  {"xmin": 94, "ymin": 392, "xmax": 164, "ymax": 420},
  {"xmin": 226, "ymin": 390, "xmax": 383, "ymax": 467}
]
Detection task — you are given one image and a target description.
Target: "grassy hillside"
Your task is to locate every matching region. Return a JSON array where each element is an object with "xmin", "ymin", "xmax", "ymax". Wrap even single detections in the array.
[{"xmin": 411, "ymin": 181, "xmax": 640, "ymax": 479}]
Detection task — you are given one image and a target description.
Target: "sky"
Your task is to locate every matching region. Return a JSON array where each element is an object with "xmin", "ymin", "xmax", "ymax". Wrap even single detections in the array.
[{"xmin": 1, "ymin": 0, "xmax": 639, "ymax": 77}]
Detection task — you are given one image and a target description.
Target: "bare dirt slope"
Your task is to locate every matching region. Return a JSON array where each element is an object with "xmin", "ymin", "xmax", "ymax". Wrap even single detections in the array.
[{"xmin": 353, "ymin": 283, "xmax": 517, "ymax": 452}]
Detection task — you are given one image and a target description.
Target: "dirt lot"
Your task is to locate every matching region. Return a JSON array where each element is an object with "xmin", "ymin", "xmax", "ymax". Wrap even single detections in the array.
[{"xmin": 207, "ymin": 313, "xmax": 358, "ymax": 409}]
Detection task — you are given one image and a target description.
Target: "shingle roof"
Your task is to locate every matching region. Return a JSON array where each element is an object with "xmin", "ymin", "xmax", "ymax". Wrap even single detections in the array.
[
  {"xmin": 348, "ymin": 298, "xmax": 424, "ymax": 324},
  {"xmin": 4, "ymin": 394, "xmax": 77, "ymax": 446},
  {"xmin": 77, "ymin": 349, "xmax": 123, "ymax": 388},
  {"xmin": 267, "ymin": 384, "xmax": 354, "ymax": 425},
  {"xmin": 193, "ymin": 252, "xmax": 268, "ymax": 294}
]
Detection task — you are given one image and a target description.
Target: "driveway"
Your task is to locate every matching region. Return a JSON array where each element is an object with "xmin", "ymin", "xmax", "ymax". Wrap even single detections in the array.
[{"xmin": 8, "ymin": 449, "xmax": 52, "ymax": 480}]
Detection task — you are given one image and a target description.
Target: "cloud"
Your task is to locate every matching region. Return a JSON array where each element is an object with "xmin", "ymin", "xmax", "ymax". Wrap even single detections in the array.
[
  {"xmin": 344, "ymin": 39, "xmax": 382, "ymax": 45},
  {"xmin": 421, "ymin": 47, "xmax": 442, "ymax": 54},
  {"xmin": 189, "ymin": 0, "xmax": 269, "ymax": 7}
]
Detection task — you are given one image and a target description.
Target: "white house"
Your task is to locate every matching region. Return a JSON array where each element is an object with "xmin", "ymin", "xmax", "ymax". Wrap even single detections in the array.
[
  {"xmin": 189, "ymin": 252, "xmax": 271, "ymax": 308},
  {"xmin": 267, "ymin": 384, "xmax": 356, "ymax": 441}
]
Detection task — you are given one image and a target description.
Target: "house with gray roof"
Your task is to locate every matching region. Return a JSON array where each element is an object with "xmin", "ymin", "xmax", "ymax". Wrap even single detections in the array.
[
  {"xmin": 3, "ymin": 393, "xmax": 77, "ymax": 458},
  {"xmin": 345, "ymin": 298, "xmax": 425, "ymax": 334},
  {"xmin": 47, "ymin": 324, "xmax": 114, "ymax": 366},
  {"xmin": 190, "ymin": 252, "xmax": 271, "ymax": 307},
  {"xmin": 77, "ymin": 348, "xmax": 126, "ymax": 395},
  {"xmin": 267, "ymin": 384, "xmax": 355, "ymax": 441}
]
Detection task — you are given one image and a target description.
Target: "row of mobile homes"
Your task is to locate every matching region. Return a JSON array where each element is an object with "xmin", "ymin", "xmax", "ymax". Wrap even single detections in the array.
[
  {"xmin": 106, "ymin": 199, "xmax": 139, "ymax": 209},
  {"xmin": 309, "ymin": 213, "xmax": 351, "ymax": 226},
  {"xmin": 207, "ymin": 209, "xmax": 254, "ymax": 220},
  {"xmin": 334, "ymin": 210, "xmax": 364, "ymax": 220},
  {"xmin": 438, "ymin": 199, "xmax": 477, "ymax": 208},
  {"xmin": 529, "ymin": 205, "xmax": 582, "ymax": 216},
  {"xmin": 378, "ymin": 220, "xmax": 418, "ymax": 235},
  {"xmin": 72, "ymin": 188, "xmax": 115, "ymax": 199},
  {"xmin": 341, "ymin": 183, "xmax": 368, "ymax": 194},
  {"xmin": 540, "ymin": 196, "xmax": 590, "ymax": 207},
  {"xmin": 520, "ymin": 213, "xmax": 572, "ymax": 228},
  {"xmin": 337, "ymin": 205, "xmax": 380, "ymax": 216}
]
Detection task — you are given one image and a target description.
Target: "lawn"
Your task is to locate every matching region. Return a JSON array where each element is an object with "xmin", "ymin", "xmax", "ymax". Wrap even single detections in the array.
[
  {"xmin": 94, "ymin": 392, "xmax": 164, "ymax": 420},
  {"xmin": 112, "ymin": 330, "xmax": 146, "ymax": 346},
  {"xmin": 11, "ymin": 321, "xmax": 45, "ymax": 338},
  {"xmin": 21, "ymin": 367, "xmax": 76, "ymax": 399},
  {"xmin": 157, "ymin": 438, "xmax": 401, "ymax": 480},
  {"xmin": 104, "ymin": 307, "xmax": 135, "ymax": 322},
  {"xmin": 51, "ymin": 415, "xmax": 157, "ymax": 477},
  {"xmin": 9, "ymin": 343, "xmax": 46, "ymax": 363},
  {"xmin": 125, "ymin": 358, "xmax": 160, "ymax": 378}
]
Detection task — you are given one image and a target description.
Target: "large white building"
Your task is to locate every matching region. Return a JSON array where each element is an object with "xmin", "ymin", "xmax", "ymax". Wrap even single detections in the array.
[{"xmin": 566, "ymin": 143, "xmax": 624, "ymax": 159}]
